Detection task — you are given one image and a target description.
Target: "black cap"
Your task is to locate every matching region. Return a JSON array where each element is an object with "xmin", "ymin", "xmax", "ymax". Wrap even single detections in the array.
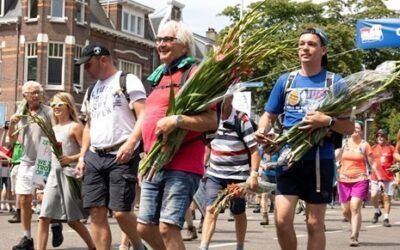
[{"xmin": 75, "ymin": 44, "xmax": 111, "ymax": 65}]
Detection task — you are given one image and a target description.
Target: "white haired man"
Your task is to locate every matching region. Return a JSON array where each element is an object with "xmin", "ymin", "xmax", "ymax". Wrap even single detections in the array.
[
  {"xmin": 8, "ymin": 81, "xmax": 55, "ymax": 250},
  {"xmin": 137, "ymin": 20, "xmax": 218, "ymax": 250}
]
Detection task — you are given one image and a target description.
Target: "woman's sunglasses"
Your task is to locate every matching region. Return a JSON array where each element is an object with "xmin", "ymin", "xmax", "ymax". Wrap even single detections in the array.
[{"xmin": 50, "ymin": 102, "xmax": 67, "ymax": 108}]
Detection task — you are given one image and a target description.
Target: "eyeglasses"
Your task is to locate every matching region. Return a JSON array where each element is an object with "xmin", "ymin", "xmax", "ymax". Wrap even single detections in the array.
[
  {"xmin": 50, "ymin": 102, "xmax": 67, "ymax": 108},
  {"xmin": 26, "ymin": 91, "xmax": 42, "ymax": 96},
  {"xmin": 155, "ymin": 36, "xmax": 177, "ymax": 44},
  {"xmin": 377, "ymin": 134, "xmax": 385, "ymax": 138}
]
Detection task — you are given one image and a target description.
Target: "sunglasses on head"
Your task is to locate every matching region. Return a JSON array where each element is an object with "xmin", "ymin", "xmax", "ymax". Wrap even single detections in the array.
[
  {"xmin": 155, "ymin": 36, "xmax": 177, "ymax": 43},
  {"xmin": 50, "ymin": 102, "xmax": 67, "ymax": 108}
]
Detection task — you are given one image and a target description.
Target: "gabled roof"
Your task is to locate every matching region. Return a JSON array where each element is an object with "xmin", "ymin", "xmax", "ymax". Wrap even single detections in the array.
[{"xmin": 90, "ymin": 0, "xmax": 114, "ymax": 29}]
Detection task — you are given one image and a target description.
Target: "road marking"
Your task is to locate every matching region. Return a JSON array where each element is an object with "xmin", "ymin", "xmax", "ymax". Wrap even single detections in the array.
[
  {"xmin": 209, "ymin": 242, "xmax": 237, "ymax": 248},
  {"xmin": 365, "ymin": 225, "xmax": 381, "ymax": 228},
  {"xmin": 325, "ymin": 230, "xmax": 344, "ymax": 234}
]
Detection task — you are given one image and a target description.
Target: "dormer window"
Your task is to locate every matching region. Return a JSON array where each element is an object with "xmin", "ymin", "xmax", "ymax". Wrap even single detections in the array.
[{"xmin": 121, "ymin": 7, "xmax": 144, "ymax": 37}]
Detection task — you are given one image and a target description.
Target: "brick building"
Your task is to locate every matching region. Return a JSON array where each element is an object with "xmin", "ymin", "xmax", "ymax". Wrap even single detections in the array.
[
  {"xmin": 0, "ymin": 0, "xmax": 216, "ymax": 124},
  {"xmin": 0, "ymin": 0, "xmax": 156, "ymax": 120}
]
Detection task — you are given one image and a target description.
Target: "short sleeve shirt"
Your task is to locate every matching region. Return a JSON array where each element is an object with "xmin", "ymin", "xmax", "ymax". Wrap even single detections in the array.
[
  {"xmin": 264, "ymin": 69, "xmax": 343, "ymax": 160},
  {"xmin": 82, "ymin": 71, "xmax": 146, "ymax": 148}
]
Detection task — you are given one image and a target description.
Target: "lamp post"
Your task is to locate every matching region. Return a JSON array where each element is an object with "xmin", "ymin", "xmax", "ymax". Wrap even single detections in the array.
[{"xmin": 364, "ymin": 118, "xmax": 374, "ymax": 141}]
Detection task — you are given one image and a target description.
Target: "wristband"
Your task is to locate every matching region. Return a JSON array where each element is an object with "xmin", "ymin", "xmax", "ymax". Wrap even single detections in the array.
[
  {"xmin": 78, "ymin": 156, "xmax": 84, "ymax": 162},
  {"xmin": 250, "ymin": 171, "xmax": 259, "ymax": 178}
]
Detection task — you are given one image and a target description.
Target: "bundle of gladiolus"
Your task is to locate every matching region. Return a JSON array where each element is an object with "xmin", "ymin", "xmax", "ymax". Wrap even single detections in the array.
[
  {"xmin": 14, "ymin": 102, "xmax": 81, "ymax": 199},
  {"xmin": 139, "ymin": 0, "xmax": 294, "ymax": 181},
  {"xmin": 210, "ymin": 180, "xmax": 276, "ymax": 216},
  {"xmin": 389, "ymin": 162, "xmax": 400, "ymax": 174},
  {"xmin": 263, "ymin": 61, "xmax": 400, "ymax": 167}
]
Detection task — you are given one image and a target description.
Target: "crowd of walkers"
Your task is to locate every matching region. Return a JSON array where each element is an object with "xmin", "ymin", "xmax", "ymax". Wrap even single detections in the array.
[{"xmin": 0, "ymin": 20, "xmax": 399, "ymax": 250}]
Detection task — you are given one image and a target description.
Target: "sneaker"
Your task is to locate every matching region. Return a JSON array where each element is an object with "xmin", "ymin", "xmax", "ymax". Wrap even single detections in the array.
[
  {"xmin": 12, "ymin": 236, "xmax": 34, "ymax": 250},
  {"xmin": 51, "ymin": 223, "xmax": 64, "ymax": 247},
  {"xmin": 253, "ymin": 205, "xmax": 261, "ymax": 213},
  {"xmin": 349, "ymin": 236, "xmax": 359, "ymax": 247},
  {"xmin": 383, "ymin": 218, "xmax": 391, "ymax": 227},
  {"xmin": 371, "ymin": 211, "xmax": 382, "ymax": 224},
  {"xmin": 260, "ymin": 214, "xmax": 269, "ymax": 226},
  {"xmin": 182, "ymin": 226, "xmax": 198, "ymax": 241},
  {"xmin": 8, "ymin": 209, "xmax": 21, "ymax": 223}
]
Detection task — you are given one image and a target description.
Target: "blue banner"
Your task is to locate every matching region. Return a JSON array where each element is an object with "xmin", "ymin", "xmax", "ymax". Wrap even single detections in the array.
[
  {"xmin": 0, "ymin": 103, "xmax": 6, "ymax": 127},
  {"xmin": 356, "ymin": 19, "xmax": 400, "ymax": 49}
]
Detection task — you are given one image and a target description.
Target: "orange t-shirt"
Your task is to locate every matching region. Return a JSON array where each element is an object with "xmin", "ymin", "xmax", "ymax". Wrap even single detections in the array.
[
  {"xmin": 339, "ymin": 139, "xmax": 372, "ymax": 183},
  {"xmin": 371, "ymin": 144, "xmax": 395, "ymax": 181}
]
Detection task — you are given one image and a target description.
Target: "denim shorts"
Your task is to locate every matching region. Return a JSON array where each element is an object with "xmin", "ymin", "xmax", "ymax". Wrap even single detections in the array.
[
  {"xmin": 138, "ymin": 169, "xmax": 201, "ymax": 229},
  {"xmin": 203, "ymin": 174, "xmax": 246, "ymax": 215},
  {"xmin": 82, "ymin": 149, "xmax": 139, "ymax": 211}
]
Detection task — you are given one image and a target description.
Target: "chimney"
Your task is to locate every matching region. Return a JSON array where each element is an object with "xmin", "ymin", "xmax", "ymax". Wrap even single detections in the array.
[{"xmin": 206, "ymin": 28, "xmax": 217, "ymax": 41}]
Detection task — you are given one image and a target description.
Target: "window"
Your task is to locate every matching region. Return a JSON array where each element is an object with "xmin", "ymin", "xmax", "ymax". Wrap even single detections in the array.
[
  {"xmin": 119, "ymin": 60, "xmax": 142, "ymax": 79},
  {"xmin": 25, "ymin": 43, "xmax": 37, "ymax": 82},
  {"xmin": 121, "ymin": 10, "xmax": 144, "ymax": 37},
  {"xmin": 28, "ymin": 0, "xmax": 38, "ymax": 19},
  {"xmin": 51, "ymin": 0, "xmax": 64, "ymax": 18},
  {"xmin": 0, "ymin": 0, "xmax": 4, "ymax": 17},
  {"xmin": 73, "ymin": 45, "xmax": 84, "ymax": 89},
  {"xmin": 47, "ymin": 43, "xmax": 64, "ymax": 86},
  {"xmin": 75, "ymin": 0, "xmax": 86, "ymax": 24}
]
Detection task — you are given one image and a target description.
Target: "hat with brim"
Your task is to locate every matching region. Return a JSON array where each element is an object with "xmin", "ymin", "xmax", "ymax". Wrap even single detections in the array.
[{"xmin": 75, "ymin": 44, "xmax": 111, "ymax": 65}]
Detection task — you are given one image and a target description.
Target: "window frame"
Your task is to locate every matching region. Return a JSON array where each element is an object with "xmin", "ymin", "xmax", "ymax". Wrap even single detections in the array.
[
  {"xmin": 75, "ymin": 0, "xmax": 87, "ymax": 24},
  {"xmin": 50, "ymin": 0, "xmax": 65, "ymax": 19},
  {"xmin": 121, "ymin": 7, "xmax": 145, "ymax": 37},
  {"xmin": 73, "ymin": 45, "xmax": 84, "ymax": 91},
  {"xmin": 46, "ymin": 42, "xmax": 65, "ymax": 90},
  {"xmin": 28, "ymin": 0, "xmax": 38, "ymax": 20},
  {"xmin": 0, "ymin": 0, "xmax": 4, "ymax": 17},
  {"xmin": 24, "ymin": 42, "xmax": 38, "ymax": 83},
  {"xmin": 118, "ymin": 59, "xmax": 142, "ymax": 79}
]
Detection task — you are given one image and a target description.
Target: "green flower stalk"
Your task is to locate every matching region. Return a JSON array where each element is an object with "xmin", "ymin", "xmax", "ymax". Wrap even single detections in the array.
[
  {"xmin": 13, "ymin": 112, "xmax": 81, "ymax": 199},
  {"xmin": 264, "ymin": 61, "xmax": 400, "ymax": 167},
  {"xmin": 139, "ymin": 0, "xmax": 294, "ymax": 181}
]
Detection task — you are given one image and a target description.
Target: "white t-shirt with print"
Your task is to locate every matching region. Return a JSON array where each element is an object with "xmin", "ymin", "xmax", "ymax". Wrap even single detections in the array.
[{"xmin": 82, "ymin": 71, "xmax": 146, "ymax": 149}]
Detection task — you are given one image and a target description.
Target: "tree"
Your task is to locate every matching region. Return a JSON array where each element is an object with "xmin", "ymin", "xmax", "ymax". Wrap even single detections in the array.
[{"xmin": 218, "ymin": 0, "xmax": 400, "ymax": 138}]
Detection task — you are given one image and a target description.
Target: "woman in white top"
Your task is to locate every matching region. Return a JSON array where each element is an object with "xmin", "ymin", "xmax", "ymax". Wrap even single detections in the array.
[{"xmin": 37, "ymin": 92, "xmax": 94, "ymax": 250}]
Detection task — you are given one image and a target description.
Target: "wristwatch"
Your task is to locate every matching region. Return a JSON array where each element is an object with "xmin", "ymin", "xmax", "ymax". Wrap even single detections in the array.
[
  {"xmin": 328, "ymin": 116, "xmax": 336, "ymax": 127},
  {"xmin": 175, "ymin": 115, "xmax": 183, "ymax": 128},
  {"xmin": 250, "ymin": 170, "xmax": 259, "ymax": 178}
]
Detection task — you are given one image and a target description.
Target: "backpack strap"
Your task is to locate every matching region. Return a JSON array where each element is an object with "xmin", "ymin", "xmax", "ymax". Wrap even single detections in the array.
[
  {"xmin": 284, "ymin": 70, "xmax": 299, "ymax": 92},
  {"xmin": 234, "ymin": 111, "xmax": 252, "ymax": 161}
]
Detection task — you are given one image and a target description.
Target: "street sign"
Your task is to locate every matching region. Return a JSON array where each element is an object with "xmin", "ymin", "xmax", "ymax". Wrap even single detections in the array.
[{"xmin": 242, "ymin": 82, "xmax": 263, "ymax": 88}]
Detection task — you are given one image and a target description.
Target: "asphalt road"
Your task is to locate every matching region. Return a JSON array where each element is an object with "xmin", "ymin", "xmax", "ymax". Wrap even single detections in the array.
[{"xmin": 1, "ymin": 201, "xmax": 400, "ymax": 249}]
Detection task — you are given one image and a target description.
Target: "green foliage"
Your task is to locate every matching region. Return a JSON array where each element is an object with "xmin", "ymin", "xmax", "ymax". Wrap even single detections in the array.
[{"xmin": 218, "ymin": 0, "xmax": 400, "ymax": 140}]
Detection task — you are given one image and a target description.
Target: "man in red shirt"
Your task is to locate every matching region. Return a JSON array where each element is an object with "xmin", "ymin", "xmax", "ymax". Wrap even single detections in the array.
[{"xmin": 371, "ymin": 129, "xmax": 396, "ymax": 227}]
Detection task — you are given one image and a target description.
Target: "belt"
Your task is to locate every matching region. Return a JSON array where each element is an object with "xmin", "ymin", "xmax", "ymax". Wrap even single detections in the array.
[{"xmin": 92, "ymin": 141, "xmax": 126, "ymax": 154}]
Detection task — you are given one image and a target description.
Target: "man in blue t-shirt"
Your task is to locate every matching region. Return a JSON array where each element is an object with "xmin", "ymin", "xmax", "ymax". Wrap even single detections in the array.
[{"xmin": 255, "ymin": 28, "xmax": 354, "ymax": 249}]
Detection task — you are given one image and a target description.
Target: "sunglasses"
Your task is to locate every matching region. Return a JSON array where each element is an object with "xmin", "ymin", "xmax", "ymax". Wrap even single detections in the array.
[
  {"xmin": 50, "ymin": 102, "xmax": 67, "ymax": 108},
  {"xmin": 155, "ymin": 36, "xmax": 177, "ymax": 43}
]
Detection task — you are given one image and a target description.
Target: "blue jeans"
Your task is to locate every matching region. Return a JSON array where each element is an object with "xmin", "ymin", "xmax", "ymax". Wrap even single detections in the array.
[{"xmin": 138, "ymin": 169, "xmax": 201, "ymax": 228}]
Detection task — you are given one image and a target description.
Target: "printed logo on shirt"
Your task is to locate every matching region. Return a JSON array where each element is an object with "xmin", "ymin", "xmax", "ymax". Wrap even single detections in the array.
[{"xmin": 286, "ymin": 88, "xmax": 327, "ymax": 113}]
